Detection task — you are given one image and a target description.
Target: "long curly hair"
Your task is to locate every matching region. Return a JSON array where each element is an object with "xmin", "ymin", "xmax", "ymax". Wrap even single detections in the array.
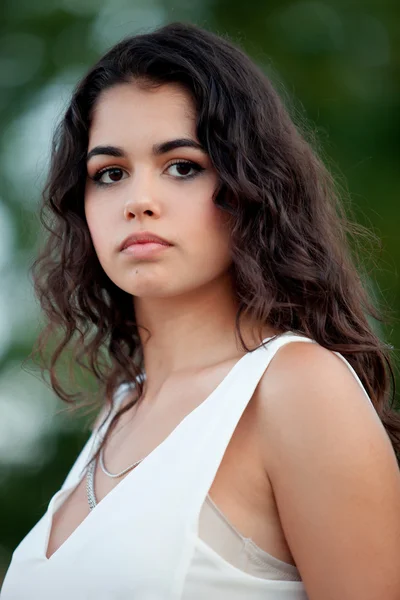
[{"xmin": 29, "ymin": 21, "xmax": 400, "ymax": 466}]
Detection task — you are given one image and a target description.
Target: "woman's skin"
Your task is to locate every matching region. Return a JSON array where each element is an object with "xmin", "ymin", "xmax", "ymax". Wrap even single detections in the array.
[
  {"xmin": 85, "ymin": 81, "xmax": 277, "ymax": 392},
  {"xmin": 47, "ymin": 82, "xmax": 400, "ymax": 600},
  {"xmin": 47, "ymin": 81, "xmax": 286, "ymax": 562}
]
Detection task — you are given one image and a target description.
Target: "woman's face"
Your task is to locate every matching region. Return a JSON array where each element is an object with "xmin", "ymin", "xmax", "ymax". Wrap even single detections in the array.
[{"xmin": 84, "ymin": 81, "xmax": 233, "ymax": 299}]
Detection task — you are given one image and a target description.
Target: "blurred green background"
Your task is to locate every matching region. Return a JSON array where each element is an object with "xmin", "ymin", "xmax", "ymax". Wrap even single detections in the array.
[{"xmin": 1, "ymin": 0, "xmax": 399, "ymax": 580}]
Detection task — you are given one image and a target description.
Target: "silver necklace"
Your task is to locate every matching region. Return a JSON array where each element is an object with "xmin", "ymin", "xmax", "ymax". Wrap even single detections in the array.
[
  {"xmin": 99, "ymin": 444, "xmax": 143, "ymax": 478},
  {"xmin": 86, "ymin": 444, "xmax": 144, "ymax": 510},
  {"xmin": 86, "ymin": 456, "xmax": 98, "ymax": 510},
  {"xmin": 87, "ymin": 379, "xmax": 147, "ymax": 509}
]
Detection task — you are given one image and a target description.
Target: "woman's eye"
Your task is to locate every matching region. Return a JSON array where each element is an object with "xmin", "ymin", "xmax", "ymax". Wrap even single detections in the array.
[
  {"xmin": 166, "ymin": 160, "xmax": 204, "ymax": 179},
  {"xmin": 91, "ymin": 160, "xmax": 204, "ymax": 187},
  {"xmin": 93, "ymin": 167, "xmax": 128, "ymax": 185}
]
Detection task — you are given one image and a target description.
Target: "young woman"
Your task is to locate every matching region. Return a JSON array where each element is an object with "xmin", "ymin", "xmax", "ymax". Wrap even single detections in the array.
[{"xmin": 2, "ymin": 21, "xmax": 400, "ymax": 600}]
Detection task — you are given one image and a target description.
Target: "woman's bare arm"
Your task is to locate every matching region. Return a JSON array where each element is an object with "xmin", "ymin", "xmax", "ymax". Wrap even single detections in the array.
[{"xmin": 257, "ymin": 341, "xmax": 400, "ymax": 600}]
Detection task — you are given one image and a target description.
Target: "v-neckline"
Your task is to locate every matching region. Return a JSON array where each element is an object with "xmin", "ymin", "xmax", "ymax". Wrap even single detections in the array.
[{"xmin": 42, "ymin": 335, "xmax": 276, "ymax": 563}]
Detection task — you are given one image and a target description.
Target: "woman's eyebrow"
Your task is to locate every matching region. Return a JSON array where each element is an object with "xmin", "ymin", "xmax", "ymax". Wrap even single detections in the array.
[{"xmin": 86, "ymin": 138, "xmax": 206, "ymax": 162}]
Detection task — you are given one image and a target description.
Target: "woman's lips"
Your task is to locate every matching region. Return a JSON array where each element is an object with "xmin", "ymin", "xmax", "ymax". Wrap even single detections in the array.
[{"xmin": 121, "ymin": 241, "xmax": 172, "ymax": 259}]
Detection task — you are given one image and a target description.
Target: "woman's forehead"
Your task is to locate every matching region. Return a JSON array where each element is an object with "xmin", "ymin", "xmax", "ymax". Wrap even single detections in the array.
[
  {"xmin": 88, "ymin": 83, "xmax": 197, "ymax": 149},
  {"xmin": 92, "ymin": 82, "xmax": 195, "ymax": 124}
]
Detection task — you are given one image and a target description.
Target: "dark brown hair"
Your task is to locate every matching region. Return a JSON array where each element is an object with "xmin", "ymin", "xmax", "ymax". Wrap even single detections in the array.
[{"xmin": 29, "ymin": 21, "xmax": 400, "ymax": 466}]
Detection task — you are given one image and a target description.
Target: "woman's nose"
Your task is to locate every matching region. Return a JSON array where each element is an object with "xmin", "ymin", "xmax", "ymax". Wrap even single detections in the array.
[{"xmin": 123, "ymin": 178, "xmax": 160, "ymax": 221}]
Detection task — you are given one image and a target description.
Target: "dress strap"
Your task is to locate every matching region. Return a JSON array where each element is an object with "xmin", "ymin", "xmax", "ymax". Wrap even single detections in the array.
[{"xmin": 186, "ymin": 332, "xmax": 316, "ymax": 521}]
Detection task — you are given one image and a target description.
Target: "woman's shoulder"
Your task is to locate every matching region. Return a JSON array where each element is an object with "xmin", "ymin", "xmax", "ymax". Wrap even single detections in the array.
[
  {"xmin": 256, "ymin": 338, "xmax": 380, "ymax": 448},
  {"xmin": 254, "ymin": 338, "xmax": 400, "ymax": 598},
  {"xmin": 258, "ymin": 336, "xmax": 372, "ymax": 405}
]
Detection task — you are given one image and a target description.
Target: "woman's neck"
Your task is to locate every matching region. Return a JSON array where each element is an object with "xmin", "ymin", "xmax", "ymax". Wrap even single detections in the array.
[{"xmin": 133, "ymin": 279, "xmax": 278, "ymax": 396}]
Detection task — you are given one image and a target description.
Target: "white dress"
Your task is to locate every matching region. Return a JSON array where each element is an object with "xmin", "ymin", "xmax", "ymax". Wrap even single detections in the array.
[{"xmin": 1, "ymin": 331, "xmax": 374, "ymax": 599}]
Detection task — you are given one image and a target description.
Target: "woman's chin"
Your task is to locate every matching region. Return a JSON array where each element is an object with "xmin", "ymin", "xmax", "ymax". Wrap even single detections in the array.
[{"xmin": 123, "ymin": 279, "xmax": 177, "ymax": 299}]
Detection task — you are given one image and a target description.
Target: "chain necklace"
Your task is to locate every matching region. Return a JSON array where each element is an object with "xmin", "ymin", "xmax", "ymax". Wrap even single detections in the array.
[
  {"xmin": 86, "ymin": 443, "xmax": 144, "ymax": 510},
  {"xmin": 86, "ymin": 377, "xmax": 147, "ymax": 509},
  {"xmin": 86, "ymin": 456, "xmax": 98, "ymax": 511},
  {"xmin": 99, "ymin": 444, "xmax": 143, "ymax": 478}
]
